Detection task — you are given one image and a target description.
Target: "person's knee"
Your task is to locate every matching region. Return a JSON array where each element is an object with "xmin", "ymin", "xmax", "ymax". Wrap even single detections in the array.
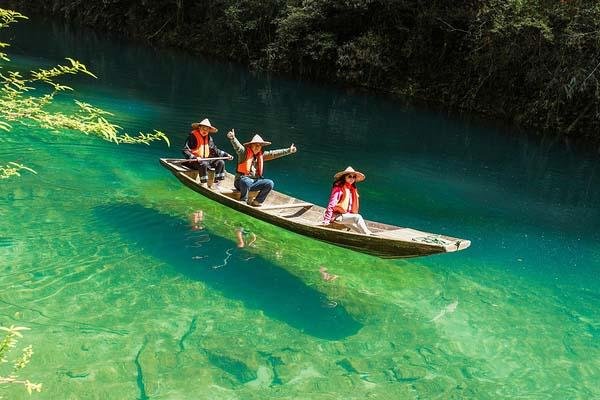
[
  {"xmin": 239, "ymin": 178, "xmax": 251, "ymax": 190},
  {"xmin": 265, "ymin": 179, "xmax": 274, "ymax": 189}
]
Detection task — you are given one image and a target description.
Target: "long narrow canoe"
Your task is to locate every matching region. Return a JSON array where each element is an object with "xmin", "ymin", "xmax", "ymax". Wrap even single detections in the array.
[{"xmin": 160, "ymin": 158, "xmax": 471, "ymax": 258}]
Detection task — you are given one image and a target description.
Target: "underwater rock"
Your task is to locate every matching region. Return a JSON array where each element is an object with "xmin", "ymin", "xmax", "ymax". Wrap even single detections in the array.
[
  {"xmin": 336, "ymin": 358, "xmax": 359, "ymax": 374},
  {"xmin": 206, "ymin": 351, "xmax": 257, "ymax": 384},
  {"xmin": 245, "ymin": 366, "xmax": 273, "ymax": 389},
  {"xmin": 66, "ymin": 371, "xmax": 90, "ymax": 379}
]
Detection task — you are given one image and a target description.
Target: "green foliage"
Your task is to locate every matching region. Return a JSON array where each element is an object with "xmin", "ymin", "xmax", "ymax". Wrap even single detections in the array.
[
  {"xmin": 0, "ymin": 325, "xmax": 42, "ymax": 397},
  {"xmin": 0, "ymin": 7, "xmax": 170, "ymax": 180},
  {"xmin": 464, "ymin": 0, "xmax": 600, "ymax": 133},
  {"xmin": 264, "ymin": 1, "xmax": 330, "ymax": 73},
  {"xmin": 223, "ymin": 0, "xmax": 283, "ymax": 62},
  {"xmin": 336, "ymin": 31, "xmax": 392, "ymax": 87},
  {"xmin": 485, "ymin": 0, "xmax": 554, "ymax": 41},
  {"xmin": 0, "ymin": 8, "xmax": 27, "ymax": 61},
  {"xmin": 8, "ymin": 0, "xmax": 600, "ymax": 137}
]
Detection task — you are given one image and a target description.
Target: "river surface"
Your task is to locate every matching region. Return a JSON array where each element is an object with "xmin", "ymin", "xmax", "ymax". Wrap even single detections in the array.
[{"xmin": 1, "ymin": 15, "xmax": 599, "ymax": 400}]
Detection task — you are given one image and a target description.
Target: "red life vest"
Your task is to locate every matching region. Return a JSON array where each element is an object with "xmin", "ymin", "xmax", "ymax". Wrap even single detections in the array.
[
  {"xmin": 237, "ymin": 147, "xmax": 264, "ymax": 177},
  {"xmin": 333, "ymin": 184, "xmax": 359, "ymax": 214},
  {"xmin": 190, "ymin": 129, "xmax": 210, "ymax": 158}
]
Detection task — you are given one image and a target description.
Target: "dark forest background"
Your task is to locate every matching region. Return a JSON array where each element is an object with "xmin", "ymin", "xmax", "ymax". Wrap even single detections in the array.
[{"xmin": 7, "ymin": 0, "xmax": 600, "ymax": 141}]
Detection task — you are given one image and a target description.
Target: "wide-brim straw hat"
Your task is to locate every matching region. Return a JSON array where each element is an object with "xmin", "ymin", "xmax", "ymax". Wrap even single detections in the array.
[
  {"xmin": 334, "ymin": 166, "xmax": 365, "ymax": 182},
  {"xmin": 243, "ymin": 134, "xmax": 271, "ymax": 147},
  {"xmin": 191, "ymin": 118, "xmax": 218, "ymax": 133}
]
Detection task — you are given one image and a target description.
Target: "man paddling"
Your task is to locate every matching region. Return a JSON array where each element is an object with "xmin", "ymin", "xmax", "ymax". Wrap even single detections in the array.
[{"xmin": 226, "ymin": 129, "xmax": 297, "ymax": 206}]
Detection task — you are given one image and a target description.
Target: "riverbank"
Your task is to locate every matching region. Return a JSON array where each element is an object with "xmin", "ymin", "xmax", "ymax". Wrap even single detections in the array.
[{"xmin": 5, "ymin": 1, "xmax": 600, "ymax": 142}]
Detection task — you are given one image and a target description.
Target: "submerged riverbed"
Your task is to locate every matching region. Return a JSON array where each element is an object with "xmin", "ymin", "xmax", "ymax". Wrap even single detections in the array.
[{"xmin": 1, "ymin": 15, "xmax": 599, "ymax": 399}]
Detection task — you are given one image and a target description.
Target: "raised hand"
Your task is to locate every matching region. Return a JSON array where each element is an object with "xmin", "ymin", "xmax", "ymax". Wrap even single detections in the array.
[
  {"xmin": 290, "ymin": 143, "xmax": 297, "ymax": 153},
  {"xmin": 227, "ymin": 129, "xmax": 235, "ymax": 139}
]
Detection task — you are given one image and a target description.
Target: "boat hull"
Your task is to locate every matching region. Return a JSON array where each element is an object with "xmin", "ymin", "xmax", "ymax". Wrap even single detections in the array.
[{"xmin": 160, "ymin": 158, "xmax": 470, "ymax": 258}]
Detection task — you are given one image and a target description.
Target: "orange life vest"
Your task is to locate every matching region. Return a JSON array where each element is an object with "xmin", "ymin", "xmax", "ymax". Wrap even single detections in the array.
[
  {"xmin": 333, "ymin": 184, "xmax": 359, "ymax": 214},
  {"xmin": 190, "ymin": 129, "xmax": 210, "ymax": 158},
  {"xmin": 237, "ymin": 147, "xmax": 264, "ymax": 177}
]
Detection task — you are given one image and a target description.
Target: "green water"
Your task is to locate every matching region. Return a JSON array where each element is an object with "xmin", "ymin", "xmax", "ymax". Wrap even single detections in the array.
[{"xmin": 1, "ymin": 16, "xmax": 599, "ymax": 400}]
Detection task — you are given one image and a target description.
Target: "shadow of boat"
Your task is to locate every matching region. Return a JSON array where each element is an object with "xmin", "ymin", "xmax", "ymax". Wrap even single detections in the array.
[{"xmin": 93, "ymin": 203, "xmax": 362, "ymax": 340}]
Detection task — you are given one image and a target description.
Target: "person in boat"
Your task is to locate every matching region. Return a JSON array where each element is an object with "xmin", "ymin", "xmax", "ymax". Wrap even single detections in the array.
[
  {"xmin": 322, "ymin": 166, "xmax": 373, "ymax": 235},
  {"xmin": 226, "ymin": 129, "xmax": 297, "ymax": 207},
  {"xmin": 182, "ymin": 118, "xmax": 234, "ymax": 189}
]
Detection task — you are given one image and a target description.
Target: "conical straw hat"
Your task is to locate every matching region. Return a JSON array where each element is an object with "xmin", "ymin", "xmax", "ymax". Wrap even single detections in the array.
[
  {"xmin": 243, "ymin": 134, "xmax": 271, "ymax": 146},
  {"xmin": 191, "ymin": 118, "xmax": 218, "ymax": 133},
  {"xmin": 333, "ymin": 166, "xmax": 365, "ymax": 182}
]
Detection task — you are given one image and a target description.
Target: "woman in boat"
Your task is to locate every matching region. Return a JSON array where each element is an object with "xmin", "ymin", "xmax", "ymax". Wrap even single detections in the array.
[
  {"xmin": 182, "ymin": 118, "xmax": 233, "ymax": 189},
  {"xmin": 226, "ymin": 129, "xmax": 297, "ymax": 207},
  {"xmin": 322, "ymin": 166, "xmax": 373, "ymax": 235}
]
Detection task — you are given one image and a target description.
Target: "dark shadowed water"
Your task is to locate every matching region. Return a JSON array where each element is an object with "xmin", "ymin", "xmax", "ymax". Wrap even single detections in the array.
[{"xmin": 1, "ymin": 15, "xmax": 598, "ymax": 399}]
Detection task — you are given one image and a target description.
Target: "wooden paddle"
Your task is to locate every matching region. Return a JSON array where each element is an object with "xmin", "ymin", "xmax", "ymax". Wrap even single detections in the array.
[{"xmin": 171, "ymin": 157, "xmax": 231, "ymax": 163}]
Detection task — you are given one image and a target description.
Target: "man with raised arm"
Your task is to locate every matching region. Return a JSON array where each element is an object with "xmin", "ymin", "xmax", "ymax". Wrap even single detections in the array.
[{"xmin": 226, "ymin": 129, "xmax": 297, "ymax": 206}]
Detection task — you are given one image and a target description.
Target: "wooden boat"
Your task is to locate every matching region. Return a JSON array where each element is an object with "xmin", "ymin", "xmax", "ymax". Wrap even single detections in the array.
[{"xmin": 160, "ymin": 158, "xmax": 471, "ymax": 258}]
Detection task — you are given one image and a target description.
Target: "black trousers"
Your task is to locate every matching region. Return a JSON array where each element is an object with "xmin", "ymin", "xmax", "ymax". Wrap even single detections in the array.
[{"xmin": 188, "ymin": 159, "xmax": 226, "ymax": 183}]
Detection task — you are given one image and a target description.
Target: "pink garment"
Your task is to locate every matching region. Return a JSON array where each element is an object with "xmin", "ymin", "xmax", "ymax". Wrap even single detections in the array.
[{"xmin": 323, "ymin": 186, "xmax": 354, "ymax": 223}]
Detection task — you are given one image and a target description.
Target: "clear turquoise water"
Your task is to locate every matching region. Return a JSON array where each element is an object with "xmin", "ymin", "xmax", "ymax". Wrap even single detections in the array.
[{"xmin": 1, "ymin": 16, "xmax": 599, "ymax": 399}]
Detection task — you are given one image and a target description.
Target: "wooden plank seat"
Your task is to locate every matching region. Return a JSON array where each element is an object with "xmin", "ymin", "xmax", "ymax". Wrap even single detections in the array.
[{"xmin": 260, "ymin": 203, "xmax": 313, "ymax": 211}]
